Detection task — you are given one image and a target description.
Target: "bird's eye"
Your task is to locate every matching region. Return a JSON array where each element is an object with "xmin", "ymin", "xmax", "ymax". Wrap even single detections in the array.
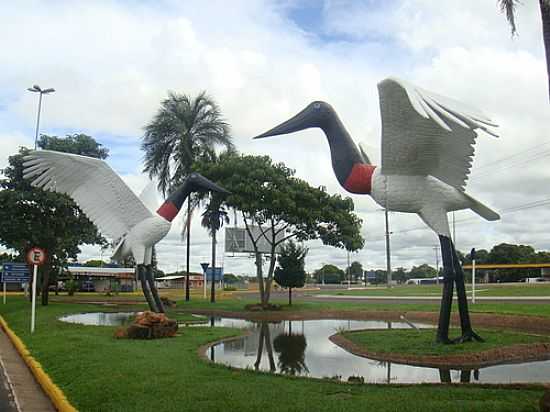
[{"xmin": 313, "ymin": 103, "xmax": 321, "ymax": 109}]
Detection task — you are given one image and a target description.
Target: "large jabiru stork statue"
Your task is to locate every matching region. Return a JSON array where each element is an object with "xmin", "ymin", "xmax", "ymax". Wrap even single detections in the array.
[
  {"xmin": 23, "ymin": 150, "xmax": 229, "ymax": 313},
  {"xmin": 254, "ymin": 77, "xmax": 499, "ymax": 344}
]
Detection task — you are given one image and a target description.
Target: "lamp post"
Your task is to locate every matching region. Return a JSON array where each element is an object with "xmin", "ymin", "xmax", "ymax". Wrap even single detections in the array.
[{"xmin": 27, "ymin": 85, "xmax": 55, "ymax": 149}]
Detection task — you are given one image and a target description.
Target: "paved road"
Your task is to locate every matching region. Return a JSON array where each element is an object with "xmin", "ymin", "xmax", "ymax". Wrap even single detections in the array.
[
  {"xmin": 241, "ymin": 290, "xmax": 550, "ymax": 305},
  {"xmin": 0, "ymin": 327, "xmax": 55, "ymax": 412}
]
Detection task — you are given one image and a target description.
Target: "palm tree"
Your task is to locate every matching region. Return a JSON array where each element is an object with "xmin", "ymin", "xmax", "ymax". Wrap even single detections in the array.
[
  {"xmin": 142, "ymin": 91, "xmax": 234, "ymax": 196},
  {"xmin": 142, "ymin": 91, "xmax": 234, "ymax": 300},
  {"xmin": 499, "ymin": 0, "xmax": 550, "ymax": 101},
  {"xmin": 201, "ymin": 201, "xmax": 230, "ymax": 303}
]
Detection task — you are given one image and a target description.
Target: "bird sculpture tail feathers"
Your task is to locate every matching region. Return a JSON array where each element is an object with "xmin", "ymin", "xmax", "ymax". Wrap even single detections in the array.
[
  {"xmin": 463, "ymin": 193, "xmax": 500, "ymax": 221},
  {"xmin": 111, "ymin": 237, "xmax": 126, "ymax": 263}
]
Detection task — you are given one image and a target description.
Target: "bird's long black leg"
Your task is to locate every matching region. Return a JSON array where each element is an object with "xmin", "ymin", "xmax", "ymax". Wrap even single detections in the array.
[
  {"xmin": 451, "ymin": 243, "xmax": 483, "ymax": 343},
  {"xmin": 138, "ymin": 264, "xmax": 158, "ymax": 312},
  {"xmin": 436, "ymin": 235, "xmax": 455, "ymax": 344},
  {"xmin": 146, "ymin": 265, "xmax": 165, "ymax": 313}
]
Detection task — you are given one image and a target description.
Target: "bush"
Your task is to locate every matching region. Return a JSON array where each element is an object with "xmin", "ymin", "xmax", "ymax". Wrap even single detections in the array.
[
  {"xmin": 223, "ymin": 286, "xmax": 237, "ymax": 291},
  {"xmin": 65, "ymin": 279, "xmax": 78, "ymax": 296}
]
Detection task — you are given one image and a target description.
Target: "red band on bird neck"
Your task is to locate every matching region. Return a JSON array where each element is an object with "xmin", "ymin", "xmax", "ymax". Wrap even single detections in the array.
[
  {"xmin": 343, "ymin": 164, "xmax": 376, "ymax": 194},
  {"xmin": 156, "ymin": 201, "xmax": 179, "ymax": 222}
]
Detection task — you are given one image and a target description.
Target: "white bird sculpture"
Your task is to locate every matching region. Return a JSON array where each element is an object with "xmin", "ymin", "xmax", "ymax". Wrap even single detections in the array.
[
  {"xmin": 23, "ymin": 150, "xmax": 229, "ymax": 313},
  {"xmin": 254, "ymin": 77, "xmax": 499, "ymax": 344}
]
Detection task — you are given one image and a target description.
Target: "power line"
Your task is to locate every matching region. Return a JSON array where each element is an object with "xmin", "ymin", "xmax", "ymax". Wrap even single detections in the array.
[{"xmin": 365, "ymin": 196, "xmax": 550, "ymax": 241}]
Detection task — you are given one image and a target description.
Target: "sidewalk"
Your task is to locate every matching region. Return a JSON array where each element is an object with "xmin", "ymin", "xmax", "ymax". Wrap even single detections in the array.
[{"xmin": 0, "ymin": 327, "xmax": 55, "ymax": 412}]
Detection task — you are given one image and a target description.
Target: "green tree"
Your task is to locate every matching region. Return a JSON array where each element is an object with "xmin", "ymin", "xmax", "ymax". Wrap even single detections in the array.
[
  {"xmin": 349, "ymin": 261, "xmax": 363, "ymax": 282},
  {"xmin": 392, "ymin": 267, "xmax": 408, "ymax": 284},
  {"xmin": 201, "ymin": 201, "xmax": 230, "ymax": 303},
  {"xmin": 274, "ymin": 241, "xmax": 308, "ymax": 305},
  {"xmin": 83, "ymin": 259, "xmax": 107, "ymax": 267},
  {"xmin": 313, "ymin": 264, "xmax": 346, "ymax": 284},
  {"xmin": 142, "ymin": 91, "xmax": 234, "ymax": 302},
  {"xmin": 0, "ymin": 136, "xmax": 107, "ymax": 305},
  {"xmin": 408, "ymin": 264, "xmax": 437, "ymax": 279},
  {"xmin": 499, "ymin": 0, "xmax": 550, "ymax": 101},
  {"xmin": 37, "ymin": 134, "xmax": 109, "ymax": 158},
  {"xmin": 223, "ymin": 273, "xmax": 239, "ymax": 284},
  {"xmin": 142, "ymin": 91, "xmax": 234, "ymax": 196},
  {"xmin": 488, "ymin": 243, "xmax": 537, "ymax": 281},
  {"xmin": 195, "ymin": 153, "xmax": 364, "ymax": 307}
]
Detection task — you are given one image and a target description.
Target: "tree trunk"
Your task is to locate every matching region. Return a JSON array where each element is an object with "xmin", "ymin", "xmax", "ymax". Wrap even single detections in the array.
[
  {"xmin": 210, "ymin": 229, "xmax": 216, "ymax": 303},
  {"xmin": 540, "ymin": 0, "xmax": 550, "ymax": 102},
  {"xmin": 263, "ymin": 243, "xmax": 278, "ymax": 305},
  {"xmin": 263, "ymin": 323, "xmax": 276, "ymax": 372},
  {"xmin": 288, "ymin": 287, "xmax": 292, "ymax": 305},
  {"xmin": 255, "ymin": 252, "xmax": 266, "ymax": 305},
  {"xmin": 254, "ymin": 323, "xmax": 265, "ymax": 371},
  {"xmin": 40, "ymin": 263, "xmax": 50, "ymax": 306},
  {"xmin": 185, "ymin": 197, "xmax": 191, "ymax": 301}
]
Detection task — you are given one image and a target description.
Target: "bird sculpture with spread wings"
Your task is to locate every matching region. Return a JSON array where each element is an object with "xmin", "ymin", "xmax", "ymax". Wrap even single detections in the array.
[
  {"xmin": 254, "ymin": 77, "xmax": 499, "ymax": 344},
  {"xmin": 23, "ymin": 150, "xmax": 229, "ymax": 313}
]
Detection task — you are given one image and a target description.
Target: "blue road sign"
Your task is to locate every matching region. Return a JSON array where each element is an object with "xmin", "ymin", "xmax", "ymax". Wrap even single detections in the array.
[
  {"xmin": 205, "ymin": 267, "xmax": 223, "ymax": 282},
  {"xmin": 2, "ymin": 263, "xmax": 30, "ymax": 283}
]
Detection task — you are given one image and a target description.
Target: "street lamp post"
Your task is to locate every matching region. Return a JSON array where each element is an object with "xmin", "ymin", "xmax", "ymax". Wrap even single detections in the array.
[{"xmin": 27, "ymin": 85, "xmax": 55, "ymax": 149}]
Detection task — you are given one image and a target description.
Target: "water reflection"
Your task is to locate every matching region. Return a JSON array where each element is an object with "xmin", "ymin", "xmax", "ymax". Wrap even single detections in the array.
[
  {"xmin": 209, "ymin": 317, "xmax": 550, "ymax": 384},
  {"xmin": 59, "ymin": 312, "xmax": 136, "ymax": 326},
  {"xmin": 273, "ymin": 323, "xmax": 309, "ymax": 376}
]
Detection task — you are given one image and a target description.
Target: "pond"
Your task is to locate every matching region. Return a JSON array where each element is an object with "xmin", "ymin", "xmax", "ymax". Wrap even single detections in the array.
[
  {"xmin": 207, "ymin": 318, "xmax": 550, "ymax": 384},
  {"xmin": 59, "ymin": 312, "xmax": 137, "ymax": 326}
]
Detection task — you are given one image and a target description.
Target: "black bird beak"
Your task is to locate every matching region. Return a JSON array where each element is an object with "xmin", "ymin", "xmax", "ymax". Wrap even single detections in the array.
[
  {"xmin": 189, "ymin": 173, "xmax": 231, "ymax": 195},
  {"xmin": 253, "ymin": 106, "xmax": 312, "ymax": 139}
]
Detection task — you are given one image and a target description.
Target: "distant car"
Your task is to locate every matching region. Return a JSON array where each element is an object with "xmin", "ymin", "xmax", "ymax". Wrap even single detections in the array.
[
  {"xmin": 79, "ymin": 281, "xmax": 95, "ymax": 292},
  {"xmin": 525, "ymin": 277, "xmax": 549, "ymax": 283}
]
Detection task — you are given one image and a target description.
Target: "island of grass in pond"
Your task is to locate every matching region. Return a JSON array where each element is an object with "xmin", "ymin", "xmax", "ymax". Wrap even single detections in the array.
[{"xmin": 341, "ymin": 328, "xmax": 550, "ymax": 356}]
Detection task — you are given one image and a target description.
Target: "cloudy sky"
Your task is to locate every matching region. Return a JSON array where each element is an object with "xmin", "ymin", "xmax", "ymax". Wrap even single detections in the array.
[{"xmin": 1, "ymin": 0, "xmax": 548, "ymax": 276}]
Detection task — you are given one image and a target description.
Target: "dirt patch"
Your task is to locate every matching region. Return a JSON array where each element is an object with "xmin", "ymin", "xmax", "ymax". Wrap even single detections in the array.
[{"xmin": 329, "ymin": 332, "xmax": 550, "ymax": 369}]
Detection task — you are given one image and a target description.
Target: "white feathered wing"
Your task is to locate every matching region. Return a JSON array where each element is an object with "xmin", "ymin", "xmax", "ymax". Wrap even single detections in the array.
[{"xmin": 23, "ymin": 150, "xmax": 152, "ymax": 242}]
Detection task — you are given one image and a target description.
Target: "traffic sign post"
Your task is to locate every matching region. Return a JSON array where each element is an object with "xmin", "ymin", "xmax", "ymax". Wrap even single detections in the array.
[
  {"xmin": 26, "ymin": 247, "xmax": 46, "ymax": 334},
  {"xmin": 200, "ymin": 263, "xmax": 209, "ymax": 300},
  {"xmin": 471, "ymin": 248, "xmax": 477, "ymax": 305},
  {"xmin": 2, "ymin": 263, "xmax": 31, "ymax": 304}
]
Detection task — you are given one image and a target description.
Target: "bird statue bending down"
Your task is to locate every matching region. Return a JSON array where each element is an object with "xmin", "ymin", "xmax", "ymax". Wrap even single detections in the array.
[
  {"xmin": 254, "ymin": 77, "xmax": 499, "ymax": 344},
  {"xmin": 23, "ymin": 151, "xmax": 230, "ymax": 313}
]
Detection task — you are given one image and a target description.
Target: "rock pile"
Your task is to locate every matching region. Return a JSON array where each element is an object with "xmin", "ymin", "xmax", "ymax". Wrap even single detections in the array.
[{"xmin": 114, "ymin": 311, "xmax": 178, "ymax": 339}]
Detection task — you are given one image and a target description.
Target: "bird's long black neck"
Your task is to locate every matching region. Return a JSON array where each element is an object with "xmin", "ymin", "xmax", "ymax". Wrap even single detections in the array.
[
  {"xmin": 320, "ymin": 110, "xmax": 375, "ymax": 194},
  {"xmin": 156, "ymin": 181, "xmax": 193, "ymax": 222}
]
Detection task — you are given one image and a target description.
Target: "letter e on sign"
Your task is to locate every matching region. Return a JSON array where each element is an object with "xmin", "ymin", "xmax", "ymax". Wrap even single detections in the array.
[{"xmin": 26, "ymin": 247, "xmax": 46, "ymax": 266}]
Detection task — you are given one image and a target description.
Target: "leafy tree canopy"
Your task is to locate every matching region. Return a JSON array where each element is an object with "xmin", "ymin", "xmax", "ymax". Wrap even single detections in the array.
[
  {"xmin": 194, "ymin": 153, "xmax": 363, "ymax": 305},
  {"xmin": 142, "ymin": 91, "xmax": 234, "ymax": 196},
  {"xmin": 0, "ymin": 135, "xmax": 107, "ymax": 305},
  {"xmin": 274, "ymin": 241, "xmax": 308, "ymax": 289}
]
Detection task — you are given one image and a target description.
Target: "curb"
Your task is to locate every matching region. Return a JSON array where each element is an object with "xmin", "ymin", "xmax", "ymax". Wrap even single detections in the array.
[{"xmin": 0, "ymin": 316, "xmax": 77, "ymax": 412}]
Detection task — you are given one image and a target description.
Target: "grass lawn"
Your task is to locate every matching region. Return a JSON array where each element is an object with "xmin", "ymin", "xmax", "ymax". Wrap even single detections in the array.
[
  {"xmin": 170, "ymin": 295, "xmax": 550, "ymax": 318},
  {"xmin": 39, "ymin": 289, "xmax": 550, "ymax": 318},
  {"xmin": 311, "ymin": 283, "xmax": 550, "ymax": 297},
  {"xmin": 0, "ymin": 297, "xmax": 546, "ymax": 411},
  {"xmin": 341, "ymin": 328, "xmax": 550, "ymax": 357}
]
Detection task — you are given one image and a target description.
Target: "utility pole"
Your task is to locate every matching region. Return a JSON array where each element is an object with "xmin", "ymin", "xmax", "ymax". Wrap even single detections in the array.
[
  {"xmin": 385, "ymin": 207, "xmax": 392, "ymax": 288},
  {"xmin": 347, "ymin": 250, "xmax": 351, "ymax": 288},
  {"xmin": 27, "ymin": 85, "xmax": 55, "ymax": 149},
  {"xmin": 452, "ymin": 212, "xmax": 456, "ymax": 244},
  {"xmin": 185, "ymin": 198, "xmax": 191, "ymax": 301},
  {"xmin": 433, "ymin": 245, "xmax": 440, "ymax": 284}
]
